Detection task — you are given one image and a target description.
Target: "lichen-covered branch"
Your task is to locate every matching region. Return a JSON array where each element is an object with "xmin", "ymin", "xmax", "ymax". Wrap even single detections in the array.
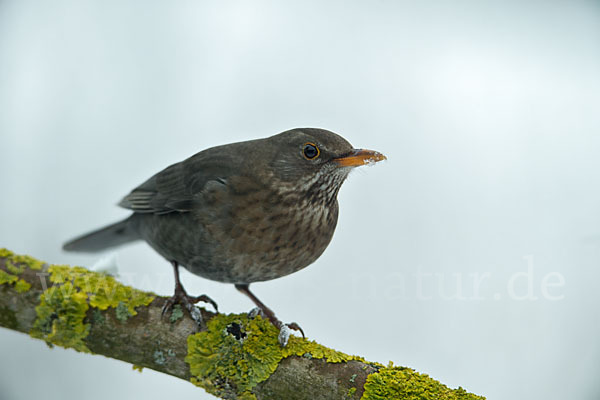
[{"xmin": 0, "ymin": 248, "xmax": 485, "ymax": 400}]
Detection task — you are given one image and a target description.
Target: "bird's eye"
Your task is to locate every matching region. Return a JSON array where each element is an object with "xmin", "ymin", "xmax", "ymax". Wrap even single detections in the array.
[{"xmin": 302, "ymin": 143, "xmax": 320, "ymax": 160}]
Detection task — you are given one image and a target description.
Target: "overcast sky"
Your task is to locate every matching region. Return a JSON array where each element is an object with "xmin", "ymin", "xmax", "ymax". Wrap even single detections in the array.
[{"xmin": 1, "ymin": 1, "xmax": 600, "ymax": 399}]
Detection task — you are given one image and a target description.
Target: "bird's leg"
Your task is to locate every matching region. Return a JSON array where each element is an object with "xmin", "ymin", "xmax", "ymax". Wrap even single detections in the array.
[
  {"xmin": 235, "ymin": 283, "xmax": 304, "ymax": 346},
  {"xmin": 162, "ymin": 261, "xmax": 219, "ymax": 325}
]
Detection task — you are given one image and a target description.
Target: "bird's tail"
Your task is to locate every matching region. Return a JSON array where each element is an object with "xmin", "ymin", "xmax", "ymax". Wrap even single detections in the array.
[{"xmin": 63, "ymin": 216, "xmax": 140, "ymax": 252}]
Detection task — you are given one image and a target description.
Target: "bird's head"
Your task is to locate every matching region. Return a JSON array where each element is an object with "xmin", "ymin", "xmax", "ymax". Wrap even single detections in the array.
[{"xmin": 263, "ymin": 128, "xmax": 386, "ymax": 201}]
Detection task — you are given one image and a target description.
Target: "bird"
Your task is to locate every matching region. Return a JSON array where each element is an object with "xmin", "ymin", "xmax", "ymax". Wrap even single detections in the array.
[{"xmin": 63, "ymin": 128, "xmax": 386, "ymax": 343}]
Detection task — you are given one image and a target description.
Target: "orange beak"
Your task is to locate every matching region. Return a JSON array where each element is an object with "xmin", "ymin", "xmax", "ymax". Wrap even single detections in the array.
[{"xmin": 333, "ymin": 149, "xmax": 387, "ymax": 167}]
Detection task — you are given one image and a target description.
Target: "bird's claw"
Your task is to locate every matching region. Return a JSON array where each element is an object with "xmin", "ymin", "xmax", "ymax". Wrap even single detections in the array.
[
  {"xmin": 246, "ymin": 308, "xmax": 304, "ymax": 346},
  {"xmin": 193, "ymin": 294, "xmax": 219, "ymax": 314},
  {"xmin": 161, "ymin": 291, "xmax": 219, "ymax": 328},
  {"xmin": 285, "ymin": 321, "xmax": 305, "ymax": 338},
  {"xmin": 247, "ymin": 307, "xmax": 266, "ymax": 319},
  {"xmin": 278, "ymin": 324, "xmax": 291, "ymax": 346},
  {"xmin": 235, "ymin": 284, "xmax": 304, "ymax": 346},
  {"xmin": 276, "ymin": 322, "xmax": 305, "ymax": 346},
  {"xmin": 187, "ymin": 304, "xmax": 203, "ymax": 327}
]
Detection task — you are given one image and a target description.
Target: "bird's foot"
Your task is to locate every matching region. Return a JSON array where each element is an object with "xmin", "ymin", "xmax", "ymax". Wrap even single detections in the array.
[
  {"xmin": 276, "ymin": 322, "xmax": 305, "ymax": 346},
  {"xmin": 162, "ymin": 288, "xmax": 219, "ymax": 327},
  {"xmin": 236, "ymin": 284, "xmax": 304, "ymax": 346},
  {"xmin": 247, "ymin": 307, "xmax": 266, "ymax": 319},
  {"xmin": 272, "ymin": 320, "xmax": 304, "ymax": 346},
  {"xmin": 247, "ymin": 307, "xmax": 304, "ymax": 346}
]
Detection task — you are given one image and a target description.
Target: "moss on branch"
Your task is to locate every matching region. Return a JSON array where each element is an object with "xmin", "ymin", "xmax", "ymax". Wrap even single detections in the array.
[{"xmin": 0, "ymin": 248, "xmax": 485, "ymax": 400}]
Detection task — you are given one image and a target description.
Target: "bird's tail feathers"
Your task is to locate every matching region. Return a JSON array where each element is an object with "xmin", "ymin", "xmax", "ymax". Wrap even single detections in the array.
[{"xmin": 63, "ymin": 217, "xmax": 139, "ymax": 253}]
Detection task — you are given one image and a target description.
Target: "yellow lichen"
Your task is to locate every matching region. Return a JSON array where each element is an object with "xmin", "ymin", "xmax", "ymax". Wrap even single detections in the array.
[
  {"xmin": 132, "ymin": 365, "xmax": 144, "ymax": 373},
  {"xmin": 361, "ymin": 364, "xmax": 485, "ymax": 400},
  {"xmin": 186, "ymin": 313, "xmax": 363, "ymax": 398},
  {"xmin": 1, "ymin": 250, "xmax": 154, "ymax": 353},
  {"xmin": 0, "ymin": 248, "xmax": 14, "ymax": 258},
  {"xmin": 0, "ymin": 269, "xmax": 18, "ymax": 285},
  {"xmin": 48, "ymin": 264, "xmax": 154, "ymax": 316},
  {"xmin": 186, "ymin": 314, "xmax": 485, "ymax": 399},
  {"xmin": 9, "ymin": 253, "xmax": 44, "ymax": 270},
  {"xmin": 2, "ymin": 248, "xmax": 486, "ymax": 399},
  {"xmin": 284, "ymin": 336, "xmax": 363, "ymax": 363},
  {"xmin": 1, "ymin": 248, "xmax": 45, "ymax": 272},
  {"xmin": 30, "ymin": 282, "xmax": 91, "ymax": 352},
  {"xmin": 6, "ymin": 261, "xmax": 25, "ymax": 275},
  {"xmin": 0, "ymin": 251, "xmax": 157, "ymax": 353},
  {"xmin": 14, "ymin": 279, "xmax": 31, "ymax": 293},
  {"xmin": 1, "ymin": 252, "xmax": 33, "ymax": 293}
]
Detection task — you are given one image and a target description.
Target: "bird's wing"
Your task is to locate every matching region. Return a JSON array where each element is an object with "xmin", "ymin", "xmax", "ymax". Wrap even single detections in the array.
[{"xmin": 118, "ymin": 148, "xmax": 237, "ymax": 215}]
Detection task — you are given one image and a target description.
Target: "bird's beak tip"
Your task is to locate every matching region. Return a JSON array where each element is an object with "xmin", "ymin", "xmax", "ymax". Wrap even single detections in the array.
[{"xmin": 333, "ymin": 149, "xmax": 387, "ymax": 167}]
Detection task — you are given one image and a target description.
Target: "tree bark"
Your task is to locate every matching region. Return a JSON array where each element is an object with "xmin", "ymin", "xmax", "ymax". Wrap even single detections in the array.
[{"xmin": 0, "ymin": 249, "xmax": 485, "ymax": 400}]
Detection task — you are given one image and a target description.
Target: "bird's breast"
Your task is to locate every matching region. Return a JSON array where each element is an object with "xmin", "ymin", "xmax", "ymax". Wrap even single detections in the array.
[{"xmin": 196, "ymin": 181, "xmax": 340, "ymax": 283}]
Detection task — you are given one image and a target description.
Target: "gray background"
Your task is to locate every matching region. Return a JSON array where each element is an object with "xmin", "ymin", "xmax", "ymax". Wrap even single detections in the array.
[{"xmin": 1, "ymin": 1, "xmax": 600, "ymax": 399}]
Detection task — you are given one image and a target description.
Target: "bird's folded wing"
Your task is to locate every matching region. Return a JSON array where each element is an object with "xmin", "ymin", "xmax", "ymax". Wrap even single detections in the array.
[{"xmin": 118, "ymin": 150, "xmax": 236, "ymax": 215}]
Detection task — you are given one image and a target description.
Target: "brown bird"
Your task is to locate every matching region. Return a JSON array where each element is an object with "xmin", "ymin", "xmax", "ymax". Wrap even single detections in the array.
[{"xmin": 63, "ymin": 128, "xmax": 386, "ymax": 344}]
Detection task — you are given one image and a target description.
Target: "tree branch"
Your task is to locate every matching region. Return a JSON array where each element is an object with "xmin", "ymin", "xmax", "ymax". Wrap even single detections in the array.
[{"xmin": 0, "ymin": 248, "xmax": 485, "ymax": 400}]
